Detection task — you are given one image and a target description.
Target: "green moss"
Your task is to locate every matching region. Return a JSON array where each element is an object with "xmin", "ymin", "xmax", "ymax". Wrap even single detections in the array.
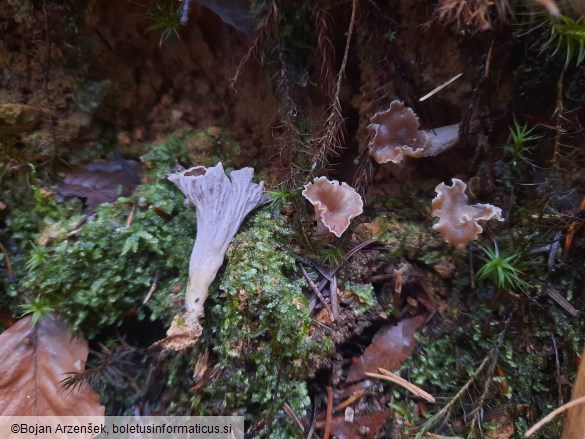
[
  {"xmin": 14, "ymin": 132, "xmax": 202, "ymax": 335},
  {"xmin": 195, "ymin": 209, "xmax": 330, "ymax": 438},
  {"xmin": 340, "ymin": 280, "xmax": 377, "ymax": 313},
  {"xmin": 74, "ymin": 80, "xmax": 112, "ymax": 114},
  {"xmin": 397, "ymin": 270, "xmax": 585, "ymax": 437},
  {"xmin": 372, "ymin": 215, "xmax": 449, "ymax": 265},
  {"xmin": 140, "ymin": 128, "xmax": 241, "ymax": 181},
  {"xmin": 23, "ymin": 182, "xmax": 193, "ymax": 335}
]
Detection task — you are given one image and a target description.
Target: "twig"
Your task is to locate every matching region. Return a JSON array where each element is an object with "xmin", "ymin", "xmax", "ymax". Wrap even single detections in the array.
[
  {"xmin": 142, "ymin": 269, "xmax": 160, "ymax": 305},
  {"xmin": 366, "ymin": 369, "xmax": 435, "ymax": 403},
  {"xmin": 316, "ymin": 388, "xmax": 367, "ymax": 421},
  {"xmin": 468, "ymin": 244, "xmax": 476, "ymax": 292},
  {"xmin": 333, "ymin": 388, "xmax": 366, "ymax": 413},
  {"xmin": 283, "ymin": 403, "xmax": 305, "ymax": 432},
  {"xmin": 415, "ymin": 315, "xmax": 511, "ymax": 438},
  {"xmin": 419, "ymin": 73, "xmax": 463, "ymax": 102},
  {"xmin": 468, "ymin": 349, "xmax": 500, "ymax": 435},
  {"xmin": 334, "ymin": 0, "xmax": 357, "ymax": 113},
  {"xmin": 230, "ymin": 1, "xmax": 277, "ymax": 89},
  {"xmin": 416, "ymin": 352, "xmax": 494, "ymax": 438},
  {"xmin": 546, "ymin": 285, "xmax": 578, "ymax": 317},
  {"xmin": 368, "ymin": 273, "xmax": 396, "ymax": 282},
  {"xmin": 296, "ymin": 254, "xmax": 332, "ymax": 281},
  {"xmin": 548, "ymin": 230, "xmax": 562, "ymax": 270},
  {"xmin": 306, "ymin": 398, "xmax": 319, "ymax": 439},
  {"xmin": 313, "ymin": 0, "xmax": 358, "ymax": 166},
  {"xmin": 0, "ymin": 241, "xmax": 13, "ymax": 281},
  {"xmin": 41, "ymin": 0, "xmax": 57, "ymax": 152},
  {"xmin": 299, "ymin": 263, "xmax": 333, "ymax": 321},
  {"xmin": 330, "ymin": 275, "xmax": 339, "ymax": 321},
  {"xmin": 312, "ymin": 6, "xmax": 336, "ymax": 97},
  {"xmin": 525, "ymin": 396, "xmax": 585, "ymax": 437},
  {"xmin": 551, "ymin": 334, "xmax": 563, "ymax": 407},
  {"xmin": 484, "ymin": 38, "xmax": 494, "ymax": 79},
  {"xmin": 563, "ymin": 196, "xmax": 585, "ymax": 261},
  {"xmin": 319, "ymin": 239, "xmax": 381, "ymax": 292},
  {"xmin": 311, "ymin": 318, "xmax": 333, "ymax": 333},
  {"xmin": 551, "ymin": 69, "xmax": 564, "ymax": 177},
  {"xmin": 323, "ymin": 386, "xmax": 333, "ymax": 439},
  {"xmin": 125, "ymin": 203, "xmax": 136, "ymax": 228},
  {"xmin": 352, "ymin": 148, "xmax": 375, "ymax": 197}
]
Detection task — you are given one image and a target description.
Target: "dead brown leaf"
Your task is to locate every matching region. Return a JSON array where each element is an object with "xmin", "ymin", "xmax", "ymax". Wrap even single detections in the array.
[
  {"xmin": 347, "ymin": 314, "xmax": 428, "ymax": 382},
  {"xmin": 58, "ymin": 160, "xmax": 142, "ymax": 208},
  {"xmin": 0, "ymin": 315, "xmax": 104, "ymax": 417}
]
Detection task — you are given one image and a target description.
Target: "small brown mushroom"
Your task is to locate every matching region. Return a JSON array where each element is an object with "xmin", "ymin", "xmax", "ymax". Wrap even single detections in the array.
[
  {"xmin": 302, "ymin": 177, "xmax": 363, "ymax": 238},
  {"xmin": 368, "ymin": 100, "xmax": 459, "ymax": 164},
  {"xmin": 431, "ymin": 178, "xmax": 503, "ymax": 251}
]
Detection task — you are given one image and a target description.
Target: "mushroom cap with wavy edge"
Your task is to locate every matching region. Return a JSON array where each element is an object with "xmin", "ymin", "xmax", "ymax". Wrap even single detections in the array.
[
  {"xmin": 303, "ymin": 177, "xmax": 364, "ymax": 238},
  {"xmin": 368, "ymin": 100, "xmax": 459, "ymax": 164},
  {"xmin": 431, "ymin": 178, "xmax": 504, "ymax": 252}
]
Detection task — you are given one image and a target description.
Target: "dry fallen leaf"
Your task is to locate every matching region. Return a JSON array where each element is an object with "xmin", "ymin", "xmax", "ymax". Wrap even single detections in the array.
[
  {"xmin": 0, "ymin": 315, "xmax": 104, "ymax": 417},
  {"xmin": 58, "ymin": 160, "xmax": 142, "ymax": 208},
  {"xmin": 347, "ymin": 314, "xmax": 428, "ymax": 382}
]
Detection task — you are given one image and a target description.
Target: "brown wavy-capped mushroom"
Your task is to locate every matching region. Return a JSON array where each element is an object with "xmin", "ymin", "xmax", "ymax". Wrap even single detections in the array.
[
  {"xmin": 160, "ymin": 162, "xmax": 268, "ymax": 350},
  {"xmin": 368, "ymin": 100, "xmax": 459, "ymax": 164},
  {"xmin": 303, "ymin": 177, "xmax": 363, "ymax": 238},
  {"xmin": 431, "ymin": 178, "xmax": 503, "ymax": 251}
]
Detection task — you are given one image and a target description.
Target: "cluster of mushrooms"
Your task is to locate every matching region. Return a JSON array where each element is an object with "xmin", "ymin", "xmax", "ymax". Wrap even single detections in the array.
[{"xmin": 160, "ymin": 100, "xmax": 503, "ymax": 349}]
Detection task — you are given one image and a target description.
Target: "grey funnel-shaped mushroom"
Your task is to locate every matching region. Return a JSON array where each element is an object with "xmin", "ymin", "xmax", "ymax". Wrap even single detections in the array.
[{"xmin": 167, "ymin": 162, "xmax": 269, "ymax": 320}]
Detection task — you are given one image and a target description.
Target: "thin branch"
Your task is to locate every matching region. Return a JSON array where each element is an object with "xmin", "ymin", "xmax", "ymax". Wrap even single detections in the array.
[
  {"xmin": 330, "ymin": 274, "xmax": 339, "ymax": 321},
  {"xmin": 525, "ymin": 396, "xmax": 585, "ymax": 437},
  {"xmin": 283, "ymin": 402, "xmax": 305, "ymax": 432},
  {"xmin": 0, "ymin": 241, "xmax": 13, "ymax": 281},
  {"xmin": 415, "ymin": 315, "xmax": 511, "ymax": 438},
  {"xmin": 41, "ymin": 0, "xmax": 57, "ymax": 152},
  {"xmin": 323, "ymin": 386, "xmax": 333, "ymax": 439},
  {"xmin": 366, "ymin": 369, "xmax": 435, "ymax": 403},
  {"xmin": 142, "ymin": 269, "xmax": 160, "ymax": 305},
  {"xmin": 312, "ymin": 0, "xmax": 358, "ymax": 167},
  {"xmin": 299, "ymin": 263, "xmax": 333, "ymax": 321}
]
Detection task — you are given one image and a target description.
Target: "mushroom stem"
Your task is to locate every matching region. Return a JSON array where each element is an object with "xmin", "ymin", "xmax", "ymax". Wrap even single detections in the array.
[
  {"xmin": 423, "ymin": 124, "xmax": 460, "ymax": 157},
  {"xmin": 186, "ymin": 257, "xmax": 224, "ymax": 318}
]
